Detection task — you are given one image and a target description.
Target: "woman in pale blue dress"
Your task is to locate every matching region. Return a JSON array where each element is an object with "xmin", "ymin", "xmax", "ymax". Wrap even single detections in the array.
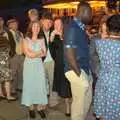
[
  {"xmin": 94, "ymin": 15, "xmax": 120, "ymax": 120},
  {"xmin": 21, "ymin": 21, "xmax": 48, "ymax": 119}
]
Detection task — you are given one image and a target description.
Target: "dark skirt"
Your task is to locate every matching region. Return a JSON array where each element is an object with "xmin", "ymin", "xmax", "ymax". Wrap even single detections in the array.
[{"xmin": 52, "ymin": 35, "xmax": 72, "ymax": 98}]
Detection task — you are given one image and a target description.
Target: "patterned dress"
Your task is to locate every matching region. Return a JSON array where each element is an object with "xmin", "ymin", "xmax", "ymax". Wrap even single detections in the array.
[
  {"xmin": 94, "ymin": 39, "xmax": 120, "ymax": 120},
  {"xmin": 0, "ymin": 32, "xmax": 12, "ymax": 82}
]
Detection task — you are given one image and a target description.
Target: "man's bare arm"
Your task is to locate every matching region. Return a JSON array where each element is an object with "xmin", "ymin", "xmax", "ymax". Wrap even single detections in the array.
[{"xmin": 65, "ymin": 48, "xmax": 81, "ymax": 76}]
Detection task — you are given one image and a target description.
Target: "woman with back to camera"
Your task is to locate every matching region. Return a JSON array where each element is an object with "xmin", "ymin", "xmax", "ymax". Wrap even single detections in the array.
[
  {"xmin": 50, "ymin": 18, "xmax": 72, "ymax": 117},
  {"xmin": 21, "ymin": 21, "xmax": 48, "ymax": 119},
  {"xmin": 94, "ymin": 15, "xmax": 120, "ymax": 120}
]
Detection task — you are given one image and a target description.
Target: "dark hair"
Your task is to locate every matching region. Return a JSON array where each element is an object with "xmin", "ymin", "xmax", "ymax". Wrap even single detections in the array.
[
  {"xmin": 106, "ymin": 14, "xmax": 120, "ymax": 34},
  {"xmin": 42, "ymin": 11, "xmax": 53, "ymax": 20},
  {"xmin": 26, "ymin": 21, "xmax": 42, "ymax": 39},
  {"xmin": 54, "ymin": 17, "xmax": 62, "ymax": 22},
  {"xmin": 77, "ymin": 2, "xmax": 91, "ymax": 13}
]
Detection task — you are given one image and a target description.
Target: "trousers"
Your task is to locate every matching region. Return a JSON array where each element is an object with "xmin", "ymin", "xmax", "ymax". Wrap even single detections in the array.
[{"xmin": 65, "ymin": 69, "xmax": 92, "ymax": 120}]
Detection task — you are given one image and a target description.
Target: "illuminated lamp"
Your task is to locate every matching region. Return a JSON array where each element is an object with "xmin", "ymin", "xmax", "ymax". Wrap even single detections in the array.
[{"xmin": 43, "ymin": 1, "xmax": 106, "ymax": 9}]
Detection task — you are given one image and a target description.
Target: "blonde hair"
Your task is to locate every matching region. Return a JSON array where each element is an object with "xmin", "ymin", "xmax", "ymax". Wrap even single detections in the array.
[{"xmin": 28, "ymin": 9, "xmax": 39, "ymax": 17}]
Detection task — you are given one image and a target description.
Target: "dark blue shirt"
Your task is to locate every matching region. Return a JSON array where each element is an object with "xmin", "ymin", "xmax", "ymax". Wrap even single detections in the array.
[{"xmin": 64, "ymin": 18, "xmax": 90, "ymax": 75}]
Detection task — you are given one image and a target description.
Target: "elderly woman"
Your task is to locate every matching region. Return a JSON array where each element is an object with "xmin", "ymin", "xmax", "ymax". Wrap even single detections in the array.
[{"xmin": 94, "ymin": 15, "xmax": 120, "ymax": 120}]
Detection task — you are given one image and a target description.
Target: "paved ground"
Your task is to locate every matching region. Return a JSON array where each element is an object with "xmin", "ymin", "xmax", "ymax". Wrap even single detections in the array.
[{"xmin": 0, "ymin": 94, "xmax": 96, "ymax": 120}]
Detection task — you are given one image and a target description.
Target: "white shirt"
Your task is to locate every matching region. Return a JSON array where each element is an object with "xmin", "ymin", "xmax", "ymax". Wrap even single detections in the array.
[{"xmin": 44, "ymin": 31, "xmax": 53, "ymax": 63}]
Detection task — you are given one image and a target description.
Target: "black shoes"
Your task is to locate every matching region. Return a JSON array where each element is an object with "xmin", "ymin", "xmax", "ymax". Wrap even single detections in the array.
[
  {"xmin": 65, "ymin": 113, "xmax": 71, "ymax": 117},
  {"xmin": 29, "ymin": 109, "xmax": 46, "ymax": 119},
  {"xmin": 0, "ymin": 96, "xmax": 6, "ymax": 101},
  {"xmin": 96, "ymin": 118, "xmax": 100, "ymax": 120},
  {"xmin": 37, "ymin": 110, "xmax": 46, "ymax": 119},
  {"xmin": 29, "ymin": 110, "xmax": 36, "ymax": 119}
]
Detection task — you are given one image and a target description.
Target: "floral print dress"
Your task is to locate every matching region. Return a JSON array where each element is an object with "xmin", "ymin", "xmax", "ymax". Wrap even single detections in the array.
[
  {"xmin": 94, "ymin": 39, "xmax": 120, "ymax": 120},
  {"xmin": 0, "ymin": 32, "xmax": 12, "ymax": 82}
]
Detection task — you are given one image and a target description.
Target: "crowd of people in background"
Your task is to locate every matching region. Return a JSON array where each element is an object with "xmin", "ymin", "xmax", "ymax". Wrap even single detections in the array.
[{"xmin": 0, "ymin": 1, "xmax": 120, "ymax": 120}]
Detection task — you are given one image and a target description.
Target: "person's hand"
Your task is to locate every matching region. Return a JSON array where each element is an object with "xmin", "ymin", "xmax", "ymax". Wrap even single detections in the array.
[
  {"xmin": 101, "ymin": 33, "xmax": 108, "ymax": 39},
  {"xmin": 75, "ymin": 70, "xmax": 81, "ymax": 77},
  {"xmin": 54, "ymin": 30, "xmax": 63, "ymax": 40},
  {"xmin": 54, "ymin": 30, "xmax": 62, "ymax": 36}
]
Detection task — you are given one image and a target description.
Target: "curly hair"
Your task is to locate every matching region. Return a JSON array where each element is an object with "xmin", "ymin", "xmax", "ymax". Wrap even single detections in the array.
[{"xmin": 106, "ymin": 14, "xmax": 120, "ymax": 34}]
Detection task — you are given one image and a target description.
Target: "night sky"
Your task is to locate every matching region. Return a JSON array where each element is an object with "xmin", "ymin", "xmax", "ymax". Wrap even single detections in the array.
[
  {"xmin": 0, "ymin": 0, "xmax": 42, "ymax": 10},
  {"xmin": 0, "ymin": 0, "xmax": 42, "ymax": 33}
]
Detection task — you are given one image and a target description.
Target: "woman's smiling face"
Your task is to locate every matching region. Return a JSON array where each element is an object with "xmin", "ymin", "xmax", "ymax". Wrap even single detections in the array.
[{"xmin": 32, "ymin": 22, "xmax": 40, "ymax": 35}]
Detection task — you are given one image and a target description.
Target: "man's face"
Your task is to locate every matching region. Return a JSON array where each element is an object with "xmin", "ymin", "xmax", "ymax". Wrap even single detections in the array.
[
  {"xmin": 9, "ymin": 22, "xmax": 18, "ymax": 31},
  {"xmin": 42, "ymin": 19, "xmax": 52, "ymax": 31},
  {"xmin": 81, "ymin": 9, "xmax": 92, "ymax": 25}
]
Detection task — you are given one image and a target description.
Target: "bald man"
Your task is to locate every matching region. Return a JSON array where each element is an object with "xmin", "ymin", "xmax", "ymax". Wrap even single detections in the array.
[{"xmin": 64, "ymin": 2, "xmax": 93, "ymax": 120}]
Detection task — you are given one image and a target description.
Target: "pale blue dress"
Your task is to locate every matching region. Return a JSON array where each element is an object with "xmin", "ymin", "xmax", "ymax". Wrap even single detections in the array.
[{"xmin": 21, "ymin": 38, "xmax": 48, "ymax": 106}]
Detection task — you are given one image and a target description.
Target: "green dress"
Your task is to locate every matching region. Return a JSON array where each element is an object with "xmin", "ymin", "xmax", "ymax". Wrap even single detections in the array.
[{"xmin": 21, "ymin": 38, "xmax": 48, "ymax": 106}]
